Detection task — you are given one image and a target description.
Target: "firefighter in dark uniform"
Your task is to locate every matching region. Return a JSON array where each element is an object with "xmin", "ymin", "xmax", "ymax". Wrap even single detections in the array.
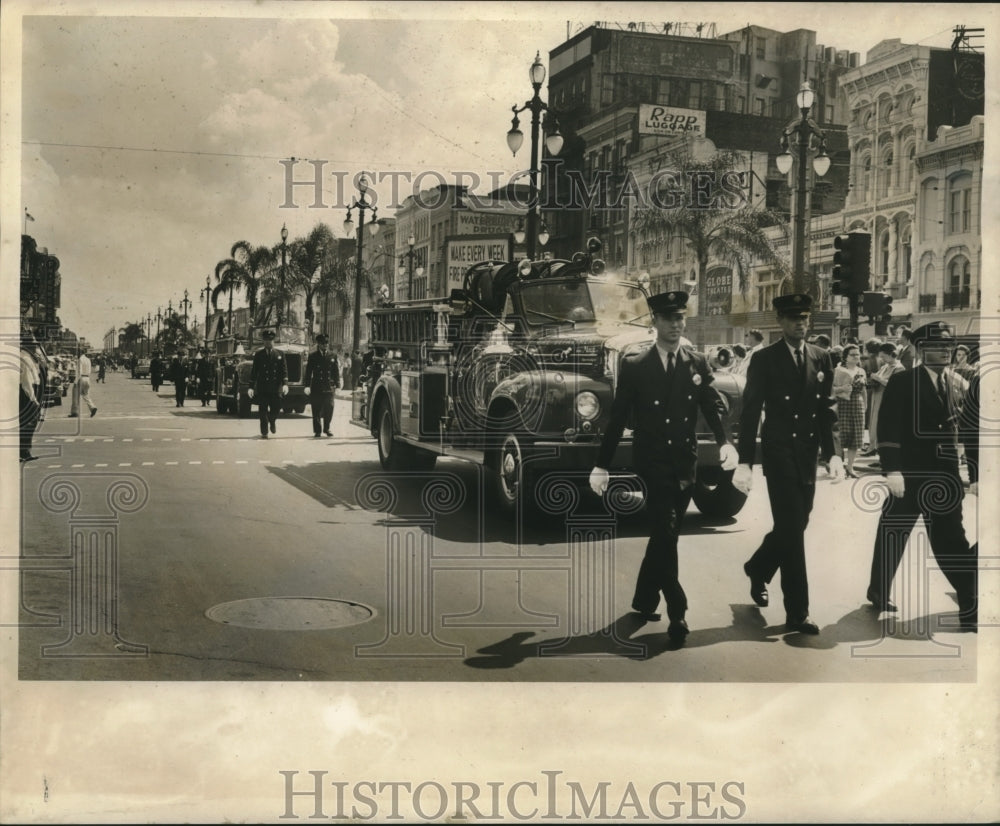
[
  {"xmin": 150, "ymin": 351, "xmax": 164, "ymax": 392},
  {"xmin": 866, "ymin": 321, "xmax": 977, "ymax": 631},
  {"xmin": 304, "ymin": 333, "xmax": 340, "ymax": 437},
  {"xmin": 248, "ymin": 329, "xmax": 287, "ymax": 438},
  {"xmin": 170, "ymin": 349, "xmax": 190, "ymax": 407},
  {"xmin": 733, "ymin": 294, "xmax": 844, "ymax": 635},
  {"xmin": 196, "ymin": 351, "xmax": 214, "ymax": 406},
  {"xmin": 589, "ymin": 290, "xmax": 738, "ymax": 644}
]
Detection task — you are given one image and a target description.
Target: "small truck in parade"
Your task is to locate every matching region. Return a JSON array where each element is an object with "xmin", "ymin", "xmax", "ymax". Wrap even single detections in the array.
[
  {"xmin": 350, "ymin": 239, "xmax": 748, "ymax": 519},
  {"xmin": 213, "ymin": 327, "xmax": 310, "ymax": 418}
]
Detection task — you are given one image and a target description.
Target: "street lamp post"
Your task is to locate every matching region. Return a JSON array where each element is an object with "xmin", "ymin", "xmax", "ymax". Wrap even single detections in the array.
[
  {"xmin": 146, "ymin": 313, "xmax": 152, "ymax": 357},
  {"xmin": 199, "ymin": 275, "xmax": 211, "ymax": 351},
  {"xmin": 155, "ymin": 307, "xmax": 162, "ymax": 352},
  {"xmin": 506, "ymin": 52, "xmax": 563, "ymax": 262},
  {"xmin": 278, "ymin": 223, "xmax": 288, "ymax": 329},
  {"xmin": 776, "ymin": 82, "xmax": 831, "ymax": 297},
  {"xmin": 180, "ymin": 289, "xmax": 191, "ymax": 329},
  {"xmin": 397, "ymin": 233, "xmax": 424, "ymax": 301},
  {"xmin": 344, "ymin": 173, "xmax": 379, "ymax": 384}
]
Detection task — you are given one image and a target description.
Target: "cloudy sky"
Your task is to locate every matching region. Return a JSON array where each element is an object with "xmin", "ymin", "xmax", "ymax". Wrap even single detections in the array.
[{"xmin": 9, "ymin": 1, "xmax": 991, "ymax": 345}]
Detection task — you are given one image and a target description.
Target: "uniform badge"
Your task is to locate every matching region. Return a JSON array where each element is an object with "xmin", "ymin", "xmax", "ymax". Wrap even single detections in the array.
[
  {"xmin": 692, "ymin": 373, "xmax": 702, "ymax": 386},
  {"xmin": 817, "ymin": 371, "xmax": 824, "ymax": 382}
]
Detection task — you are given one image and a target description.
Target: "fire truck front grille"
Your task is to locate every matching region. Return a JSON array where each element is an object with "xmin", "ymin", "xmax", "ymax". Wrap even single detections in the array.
[{"xmin": 284, "ymin": 353, "xmax": 302, "ymax": 383}]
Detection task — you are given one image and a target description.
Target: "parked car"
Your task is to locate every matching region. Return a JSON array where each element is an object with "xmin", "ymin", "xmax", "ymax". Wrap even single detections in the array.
[{"xmin": 134, "ymin": 358, "xmax": 151, "ymax": 379}]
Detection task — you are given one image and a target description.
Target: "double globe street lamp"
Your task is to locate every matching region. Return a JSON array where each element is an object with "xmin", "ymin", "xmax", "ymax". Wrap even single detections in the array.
[
  {"xmin": 506, "ymin": 51, "xmax": 563, "ymax": 261},
  {"xmin": 278, "ymin": 222, "xmax": 289, "ymax": 328},
  {"xmin": 398, "ymin": 234, "xmax": 424, "ymax": 301},
  {"xmin": 776, "ymin": 81, "xmax": 831, "ymax": 296},
  {"xmin": 344, "ymin": 173, "xmax": 379, "ymax": 382}
]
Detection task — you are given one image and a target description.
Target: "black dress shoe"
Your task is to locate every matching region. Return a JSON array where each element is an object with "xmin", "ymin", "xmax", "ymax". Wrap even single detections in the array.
[
  {"xmin": 323, "ymin": 430, "xmax": 332, "ymax": 437},
  {"xmin": 744, "ymin": 562, "xmax": 768, "ymax": 607},
  {"xmin": 866, "ymin": 588, "xmax": 898, "ymax": 612},
  {"xmin": 667, "ymin": 619, "xmax": 689, "ymax": 643},
  {"xmin": 786, "ymin": 617, "xmax": 820, "ymax": 634},
  {"xmin": 270, "ymin": 422, "xmax": 276, "ymax": 434}
]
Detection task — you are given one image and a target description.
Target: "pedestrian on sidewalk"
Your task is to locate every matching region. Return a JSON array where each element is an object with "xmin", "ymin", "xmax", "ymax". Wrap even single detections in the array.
[
  {"xmin": 169, "ymin": 349, "xmax": 190, "ymax": 407},
  {"xmin": 19, "ymin": 331, "xmax": 43, "ymax": 461},
  {"xmin": 304, "ymin": 333, "xmax": 339, "ymax": 437},
  {"xmin": 69, "ymin": 351, "xmax": 98, "ymax": 418}
]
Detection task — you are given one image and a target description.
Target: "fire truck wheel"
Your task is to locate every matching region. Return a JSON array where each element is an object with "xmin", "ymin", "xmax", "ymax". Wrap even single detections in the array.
[
  {"xmin": 215, "ymin": 391, "xmax": 224, "ymax": 413},
  {"xmin": 490, "ymin": 431, "xmax": 537, "ymax": 517},
  {"xmin": 376, "ymin": 400, "xmax": 402, "ymax": 470},
  {"xmin": 690, "ymin": 468, "xmax": 748, "ymax": 519}
]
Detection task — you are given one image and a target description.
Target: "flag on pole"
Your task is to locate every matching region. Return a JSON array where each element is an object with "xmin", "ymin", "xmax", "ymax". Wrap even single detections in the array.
[{"xmin": 25, "ymin": 210, "xmax": 35, "ymax": 222}]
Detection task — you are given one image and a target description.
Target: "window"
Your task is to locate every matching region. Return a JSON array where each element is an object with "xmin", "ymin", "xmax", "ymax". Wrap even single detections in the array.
[
  {"xmin": 949, "ymin": 176, "xmax": 972, "ymax": 233},
  {"xmin": 879, "ymin": 232, "xmax": 890, "ymax": 277},
  {"xmin": 601, "ymin": 75, "xmax": 614, "ymax": 106},
  {"xmin": 656, "ymin": 78, "xmax": 672, "ymax": 105},
  {"xmin": 756, "ymin": 37, "xmax": 766, "ymax": 59},
  {"xmin": 949, "ymin": 256, "xmax": 971, "ymax": 291},
  {"xmin": 902, "ymin": 144, "xmax": 916, "ymax": 191},
  {"xmin": 755, "ymin": 97, "xmax": 765, "ymax": 115},
  {"xmin": 880, "ymin": 150, "xmax": 893, "ymax": 197},
  {"xmin": 737, "ymin": 95, "xmax": 746, "ymax": 114},
  {"xmin": 862, "ymin": 156, "xmax": 872, "ymax": 199},
  {"xmin": 825, "ymin": 104, "xmax": 834, "ymax": 123},
  {"xmin": 689, "ymin": 81, "xmax": 702, "ymax": 109}
]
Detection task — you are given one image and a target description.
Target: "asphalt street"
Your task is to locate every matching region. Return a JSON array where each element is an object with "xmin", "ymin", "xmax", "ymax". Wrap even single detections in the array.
[{"xmin": 16, "ymin": 370, "xmax": 983, "ymax": 682}]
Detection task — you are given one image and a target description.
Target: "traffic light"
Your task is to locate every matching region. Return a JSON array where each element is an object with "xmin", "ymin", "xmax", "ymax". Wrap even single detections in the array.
[
  {"xmin": 831, "ymin": 232, "xmax": 871, "ymax": 295},
  {"xmin": 861, "ymin": 291, "xmax": 892, "ymax": 321}
]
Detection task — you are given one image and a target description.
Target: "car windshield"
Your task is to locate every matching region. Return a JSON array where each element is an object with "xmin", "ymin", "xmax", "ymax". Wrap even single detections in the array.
[{"xmin": 516, "ymin": 278, "xmax": 649, "ymax": 326}]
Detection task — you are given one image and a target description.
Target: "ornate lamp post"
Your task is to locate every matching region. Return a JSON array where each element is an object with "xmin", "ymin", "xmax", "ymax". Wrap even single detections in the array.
[
  {"xmin": 278, "ymin": 222, "xmax": 288, "ymax": 328},
  {"xmin": 155, "ymin": 307, "xmax": 162, "ymax": 351},
  {"xmin": 397, "ymin": 233, "xmax": 424, "ymax": 301},
  {"xmin": 199, "ymin": 275, "xmax": 212, "ymax": 351},
  {"xmin": 344, "ymin": 173, "xmax": 379, "ymax": 381},
  {"xmin": 179, "ymin": 289, "xmax": 191, "ymax": 331},
  {"xmin": 506, "ymin": 52, "xmax": 563, "ymax": 261},
  {"xmin": 146, "ymin": 313, "xmax": 152, "ymax": 357},
  {"xmin": 776, "ymin": 82, "xmax": 831, "ymax": 296}
]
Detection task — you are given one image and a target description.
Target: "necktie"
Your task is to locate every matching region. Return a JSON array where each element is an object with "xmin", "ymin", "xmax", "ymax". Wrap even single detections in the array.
[
  {"xmin": 936, "ymin": 373, "xmax": 949, "ymax": 409},
  {"xmin": 666, "ymin": 351, "xmax": 675, "ymax": 379},
  {"xmin": 794, "ymin": 348, "xmax": 804, "ymax": 377}
]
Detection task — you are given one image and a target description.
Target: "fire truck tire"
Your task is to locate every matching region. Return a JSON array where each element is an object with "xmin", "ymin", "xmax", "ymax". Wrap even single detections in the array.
[
  {"xmin": 237, "ymin": 387, "xmax": 252, "ymax": 418},
  {"xmin": 489, "ymin": 430, "xmax": 538, "ymax": 518},
  {"xmin": 215, "ymin": 392, "xmax": 224, "ymax": 413},
  {"xmin": 690, "ymin": 468, "xmax": 748, "ymax": 519},
  {"xmin": 376, "ymin": 401, "xmax": 404, "ymax": 470}
]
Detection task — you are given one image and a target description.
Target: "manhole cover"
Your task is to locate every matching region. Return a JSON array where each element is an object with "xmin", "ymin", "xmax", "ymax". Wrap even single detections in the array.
[{"xmin": 205, "ymin": 597, "xmax": 374, "ymax": 630}]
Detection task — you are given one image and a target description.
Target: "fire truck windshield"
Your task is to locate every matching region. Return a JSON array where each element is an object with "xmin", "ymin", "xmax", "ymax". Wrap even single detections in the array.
[
  {"xmin": 589, "ymin": 279, "xmax": 651, "ymax": 326},
  {"xmin": 517, "ymin": 278, "xmax": 650, "ymax": 326}
]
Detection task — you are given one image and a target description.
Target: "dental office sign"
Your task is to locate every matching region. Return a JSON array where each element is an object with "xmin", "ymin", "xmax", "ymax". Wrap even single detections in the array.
[{"xmin": 639, "ymin": 104, "xmax": 705, "ymax": 137}]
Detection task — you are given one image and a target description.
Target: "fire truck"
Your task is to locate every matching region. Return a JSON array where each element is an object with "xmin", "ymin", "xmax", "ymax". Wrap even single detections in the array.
[
  {"xmin": 350, "ymin": 239, "xmax": 747, "ymax": 518},
  {"xmin": 214, "ymin": 327, "xmax": 310, "ymax": 418}
]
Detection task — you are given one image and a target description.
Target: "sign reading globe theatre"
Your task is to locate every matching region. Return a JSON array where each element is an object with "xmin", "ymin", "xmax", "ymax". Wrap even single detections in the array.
[{"xmin": 639, "ymin": 104, "xmax": 705, "ymax": 137}]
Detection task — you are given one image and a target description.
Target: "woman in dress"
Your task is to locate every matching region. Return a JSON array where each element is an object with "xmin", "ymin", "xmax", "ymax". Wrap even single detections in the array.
[{"xmin": 832, "ymin": 343, "xmax": 867, "ymax": 477}]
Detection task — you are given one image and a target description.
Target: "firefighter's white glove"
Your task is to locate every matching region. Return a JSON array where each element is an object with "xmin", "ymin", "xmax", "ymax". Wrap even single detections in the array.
[
  {"xmin": 304, "ymin": 387, "xmax": 311, "ymax": 396},
  {"xmin": 733, "ymin": 464, "xmax": 753, "ymax": 494},
  {"xmin": 281, "ymin": 384, "xmax": 288, "ymax": 397},
  {"xmin": 719, "ymin": 444, "xmax": 738, "ymax": 471},
  {"xmin": 589, "ymin": 467, "xmax": 609, "ymax": 496},
  {"xmin": 247, "ymin": 388, "xmax": 254, "ymax": 399},
  {"xmin": 828, "ymin": 455, "xmax": 845, "ymax": 482},
  {"xmin": 885, "ymin": 471, "xmax": 905, "ymax": 498},
  {"xmin": 969, "ymin": 482, "xmax": 978, "ymax": 496}
]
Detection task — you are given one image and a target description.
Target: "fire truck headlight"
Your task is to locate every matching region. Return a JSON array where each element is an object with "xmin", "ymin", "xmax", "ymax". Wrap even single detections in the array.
[{"xmin": 576, "ymin": 391, "xmax": 600, "ymax": 420}]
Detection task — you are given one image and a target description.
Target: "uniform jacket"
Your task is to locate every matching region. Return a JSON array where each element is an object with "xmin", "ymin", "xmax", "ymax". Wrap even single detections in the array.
[
  {"xmin": 878, "ymin": 366, "xmax": 962, "ymax": 479},
  {"xmin": 169, "ymin": 358, "xmax": 188, "ymax": 385},
  {"xmin": 597, "ymin": 344, "xmax": 728, "ymax": 483},
  {"xmin": 304, "ymin": 349, "xmax": 340, "ymax": 393},
  {"xmin": 196, "ymin": 358, "xmax": 214, "ymax": 383},
  {"xmin": 150, "ymin": 357, "xmax": 164, "ymax": 382},
  {"xmin": 737, "ymin": 340, "xmax": 840, "ymax": 482},
  {"xmin": 249, "ymin": 347, "xmax": 287, "ymax": 396}
]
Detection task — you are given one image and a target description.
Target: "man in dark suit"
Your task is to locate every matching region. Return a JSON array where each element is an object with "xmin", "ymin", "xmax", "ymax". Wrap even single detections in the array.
[
  {"xmin": 866, "ymin": 321, "xmax": 977, "ymax": 631},
  {"xmin": 733, "ymin": 294, "xmax": 843, "ymax": 635},
  {"xmin": 169, "ymin": 349, "xmax": 190, "ymax": 407},
  {"xmin": 590, "ymin": 290, "xmax": 738, "ymax": 644},
  {"xmin": 304, "ymin": 333, "xmax": 340, "ymax": 437},
  {"xmin": 150, "ymin": 351, "xmax": 164, "ymax": 392},
  {"xmin": 248, "ymin": 329, "xmax": 287, "ymax": 438}
]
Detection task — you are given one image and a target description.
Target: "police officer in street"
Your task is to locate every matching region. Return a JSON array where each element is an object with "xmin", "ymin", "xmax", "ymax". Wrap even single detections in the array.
[
  {"xmin": 150, "ymin": 350, "xmax": 164, "ymax": 392},
  {"xmin": 304, "ymin": 333, "xmax": 340, "ymax": 437},
  {"xmin": 866, "ymin": 321, "xmax": 977, "ymax": 631},
  {"xmin": 169, "ymin": 349, "xmax": 190, "ymax": 407},
  {"xmin": 248, "ymin": 329, "xmax": 287, "ymax": 438},
  {"xmin": 733, "ymin": 294, "xmax": 843, "ymax": 635},
  {"xmin": 589, "ymin": 290, "xmax": 738, "ymax": 644}
]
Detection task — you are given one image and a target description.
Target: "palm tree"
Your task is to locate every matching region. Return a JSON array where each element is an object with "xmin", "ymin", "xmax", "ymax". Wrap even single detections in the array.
[
  {"xmin": 212, "ymin": 259, "xmax": 242, "ymax": 341},
  {"xmin": 631, "ymin": 149, "xmax": 790, "ymax": 316},
  {"xmin": 121, "ymin": 322, "xmax": 144, "ymax": 353},
  {"xmin": 157, "ymin": 311, "xmax": 196, "ymax": 354},
  {"xmin": 214, "ymin": 241, "xmax": 276, "ymax": 345},
  {"xmin": 286, "ymin": 222, "xmax": 336, "ymax": 336}
]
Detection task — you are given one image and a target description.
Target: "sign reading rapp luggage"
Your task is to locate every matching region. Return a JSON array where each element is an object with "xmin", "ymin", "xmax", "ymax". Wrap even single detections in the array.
[{"xmin": 638, "ymin": 104, "xmax": 706, "ymax": 137}]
